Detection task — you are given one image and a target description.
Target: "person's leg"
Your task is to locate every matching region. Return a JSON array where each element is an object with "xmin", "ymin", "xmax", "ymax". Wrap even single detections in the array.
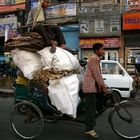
[
  {"xmin": 85, "ymin": 93, "xmax": 96, "ymax": 132},
  {"xmin": 32, "ymin": 23, "xmax": 52, "ymax": 46},
  {"xmin": 49, "ymin": 25, "xmax": 66, "ymax": 47}
]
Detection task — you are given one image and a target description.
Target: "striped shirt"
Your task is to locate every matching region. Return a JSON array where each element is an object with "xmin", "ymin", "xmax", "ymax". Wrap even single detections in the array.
[{"xmin": 82, "ymin": 53, "xmax": 106, "ymax": 93}]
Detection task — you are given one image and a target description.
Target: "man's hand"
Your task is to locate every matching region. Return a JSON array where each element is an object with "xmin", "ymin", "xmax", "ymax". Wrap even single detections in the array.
[
  {"xmin": 50, "ymin": 40, "xmax": 56, "ymax": 53},
  {"xmin": 60, "ymin": 44, "xmax": 66, "ymax": 49},
  {"xmin": 50, "ymin": 47, "xmax": 56, "ymax": 53},
  {"xmin": 101, "ymin": 85, "xmax": 109, "ymax": 95}
]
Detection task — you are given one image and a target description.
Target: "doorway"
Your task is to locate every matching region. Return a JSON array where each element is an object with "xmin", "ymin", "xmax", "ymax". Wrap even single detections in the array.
[{"xmin": 104, "ymin": 50, "xmax": 118, "ymax": 61}]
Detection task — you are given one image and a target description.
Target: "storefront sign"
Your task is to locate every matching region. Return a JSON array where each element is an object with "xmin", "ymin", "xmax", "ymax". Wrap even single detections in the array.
[
  {"xmin": 123, "ymin": 12, "xmax": 140, "ymax": 30},
  {"xmin": 80, "ymin": 38, "xmax": 120, "ymax": 48},
  {"xmin": 0, "ymin": 17, "xmax": 17, "ymax": 37},
  {"xmin": 0, "ymin": 3, "xmax": 25, "ymax": 12}
]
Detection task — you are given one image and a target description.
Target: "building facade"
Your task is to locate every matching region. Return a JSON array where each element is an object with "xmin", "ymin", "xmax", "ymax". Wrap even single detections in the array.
[{"xmin": 79, "ymin": 2, "xmax": 125, "ymax": 64}]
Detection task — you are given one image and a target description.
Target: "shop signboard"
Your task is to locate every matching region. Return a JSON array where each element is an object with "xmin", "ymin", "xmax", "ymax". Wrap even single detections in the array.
[
  {"xmin": 0, "ymin": 3, "xmax": 25, "ymax": 12},
  {"xmin": 123, "ymin": 12, "xmax": 140, "ymax": 30},
  {"xmin": 80, "ymin": 38, "xmax": 120, "ymax": 49},
  {"xmin": 0, "ymin": 0, "xmax": 25, "ymax": 5},
  {"xmin": 0, "ymin": 17, "xmax": 17, "ymax": 37}
]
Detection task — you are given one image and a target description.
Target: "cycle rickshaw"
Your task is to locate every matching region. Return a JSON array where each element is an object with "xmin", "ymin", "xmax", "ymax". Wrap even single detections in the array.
[
  {"xmin": 10, "ymin": 78, "xmax": 140, "ymax": 140},
  {"xmin": 5, "ymin": 29, "xmax": 140, "ymax": 140}
]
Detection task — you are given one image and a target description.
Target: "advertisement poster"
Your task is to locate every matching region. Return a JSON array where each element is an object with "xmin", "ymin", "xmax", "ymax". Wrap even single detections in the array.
[
  {"xmin": 0, "ymin": 17, "xmax": 17, "ymax": 37},
  {"xmin": 110, "ymin": 16, "xmax": 120, "ymax": 32},
  {"xmin": 95, "ymin": 19, "xmax": 104, "ymax": 33},
  {"xmin": 80, "ymin": 23, "xmax": 89, "ymax": 34},
  {"xmin": 46, "ymin": 3, "xmax": 77, "ymax": 19}
]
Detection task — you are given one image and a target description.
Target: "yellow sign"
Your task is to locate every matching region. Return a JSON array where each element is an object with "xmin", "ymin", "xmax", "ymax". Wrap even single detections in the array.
[{"xmin": 15, "ymin": 0, "xmax": 25, "ymax": 4}]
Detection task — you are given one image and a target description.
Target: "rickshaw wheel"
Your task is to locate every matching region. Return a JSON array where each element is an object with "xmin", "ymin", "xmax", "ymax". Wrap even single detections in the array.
[{"xmin": 10, "ymin": 101, "xmax": 44, "ymax": 139}]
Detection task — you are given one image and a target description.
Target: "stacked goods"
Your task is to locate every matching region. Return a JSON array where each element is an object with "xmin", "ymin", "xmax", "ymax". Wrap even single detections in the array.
[
  {"xmin": 38, "ymin": 47, "xmax": 81, "ymax": 71},
  {"xmin": 48, "ymin": 74, "xmax": 80, "ymax": 118},
  {"xmin": 33, "ymin": 69, "xmax": 78, "ymax": 82},
  {"xmin": 11, "ymin": 49, "xmax": 42, "ymax": 80},
  {"xmin": 4, "ymin": 35, "xmax": 81, "ymax": 118},
  {"xmin": 4, "ymin": 32, "xmax": 45, "ymax": 52}
]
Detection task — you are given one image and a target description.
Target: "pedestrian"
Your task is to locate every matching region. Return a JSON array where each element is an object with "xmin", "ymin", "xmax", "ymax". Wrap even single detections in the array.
[
  {"xmin": 82, "ymin": 43, "xmax": 108, "ymax": 138},
  {"xmin": 27, "ymin": 0, "xmax": 66, "ymax": 52}
]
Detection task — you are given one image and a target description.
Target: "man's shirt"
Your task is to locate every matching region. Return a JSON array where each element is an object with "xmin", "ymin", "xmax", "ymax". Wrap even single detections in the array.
[{"xmin": 83, "ymin": 53, "xmax": 105, "ymax": 93}]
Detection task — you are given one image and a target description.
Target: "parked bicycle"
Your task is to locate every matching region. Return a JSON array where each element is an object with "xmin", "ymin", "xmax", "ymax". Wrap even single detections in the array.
[{"xmin": 10, "ymin": 80, "xmax": 140, "ymax": 140}]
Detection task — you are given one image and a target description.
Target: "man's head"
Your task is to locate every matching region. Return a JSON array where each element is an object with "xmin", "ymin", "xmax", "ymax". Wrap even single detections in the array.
[
  {"xmin": 41, "ymin": 0, "xmax": 49, "ymax": 8},
  {"xmin": 92, "ymin": 43, "xmax": 105, "ymax": 56}
]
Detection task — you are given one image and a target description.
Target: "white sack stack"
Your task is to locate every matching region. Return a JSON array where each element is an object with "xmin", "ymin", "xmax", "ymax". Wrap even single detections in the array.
[
  {"xmin": 11, "ymin": 49, "xmax": 42, "ymax": 79},
  {"xmin": 48, "ymin": 74, "xmax": 80, "ymax": 118},
  {"xmin": 38, "ymin": 47, "xmax": 80, "ymax": 71}
]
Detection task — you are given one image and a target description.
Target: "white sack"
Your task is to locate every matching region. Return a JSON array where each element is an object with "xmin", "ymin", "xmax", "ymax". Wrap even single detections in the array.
[
  {"xmin": 48, "ymin": 74, "xmax": 80, "ymax": 118},
  {"xmin": 38, "ymin": 47, "xmax": 80, "ymax": 71},
  {"xmin": 11, "ymin": 49, "xmax": 42, "ymax": 79}
]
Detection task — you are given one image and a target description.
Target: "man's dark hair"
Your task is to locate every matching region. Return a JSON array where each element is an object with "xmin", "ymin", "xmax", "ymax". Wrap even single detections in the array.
[{"xmin": 92, "ymin": 43, "xmax": 103, "ymax": 52}]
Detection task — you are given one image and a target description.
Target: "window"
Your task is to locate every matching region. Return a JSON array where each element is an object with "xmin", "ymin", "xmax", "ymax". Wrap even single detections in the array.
[{"xmin": 102, "ymin": 62, "xmax": 122, "ymax": 75}]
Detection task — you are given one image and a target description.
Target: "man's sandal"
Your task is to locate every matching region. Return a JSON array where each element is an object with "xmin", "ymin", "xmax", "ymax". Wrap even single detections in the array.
[{"xmin": 85, "ymin": 130, "xmax": 99, "ymax": 138}]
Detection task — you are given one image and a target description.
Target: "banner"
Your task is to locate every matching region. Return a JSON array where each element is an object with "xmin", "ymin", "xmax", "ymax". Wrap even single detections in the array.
[
  {"xmin": 0, "ymin": 3, "xmax": 25, "ymax": 12},
  {"xmin": 46, "ymin": 3, "xmax": 76, "ymax": 19},
  {"xmin": 123, "ymin": 12, "xmax": 140, "ymax": 30},
  {"xmin": 80, "ymin": 38, "xmax": 120, "ymax": 49}
]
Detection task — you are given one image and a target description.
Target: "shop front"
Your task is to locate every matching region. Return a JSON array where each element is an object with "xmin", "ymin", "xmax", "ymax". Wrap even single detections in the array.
[
  {"xmin": 123, "ymin": 12, "xmax": 140, "ymax": 85},
  {"xmin": 123, "ymin": 12, "xmax": 140, "ymax": 70},
  {"xmin": 80, "ymin": 37, "xmax": 121, "ymax": 61}
]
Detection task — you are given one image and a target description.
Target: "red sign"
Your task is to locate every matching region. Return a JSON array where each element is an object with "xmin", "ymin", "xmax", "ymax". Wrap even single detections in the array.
[
  {"xmin": 80, "ymin": 38, "xmax": 120, "ymax": 49},
  {"xmin": 0, "ymin": 3, "xmax": 25, "ymax": 12},
  {"xmin": 123, "ymin": 12, "xmax": 140, "ymax": 30}
]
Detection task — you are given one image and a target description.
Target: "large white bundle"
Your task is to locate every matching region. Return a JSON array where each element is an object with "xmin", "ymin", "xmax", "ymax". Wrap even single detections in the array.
[
  {"xmin": 38, "ymin": 47, "xmax": 80, "ymax": 71},
  {"xmin": 11, "ymin": 49, "xmax": 42, "ymax": 79},
  {"xmin": 48, "ymin": 74, "xmax": 80, "ymax": 118}
]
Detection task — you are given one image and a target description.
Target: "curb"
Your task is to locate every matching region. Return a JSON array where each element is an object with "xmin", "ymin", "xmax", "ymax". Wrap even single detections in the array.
[{"xmin": 0, "ymin": 89, "xmax": 14, "ymax": 97}]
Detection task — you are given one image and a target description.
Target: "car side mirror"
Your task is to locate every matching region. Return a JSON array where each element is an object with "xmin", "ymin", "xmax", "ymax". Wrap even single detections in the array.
[{"xmin": 119, "ymin": 69, "xmax": 124, "ymax": 75}]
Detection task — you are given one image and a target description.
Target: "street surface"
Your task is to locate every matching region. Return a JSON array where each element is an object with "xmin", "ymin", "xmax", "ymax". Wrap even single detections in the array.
[{"xmin": 0, "ymin": 90, "xmax": 140, "ymax": 140}]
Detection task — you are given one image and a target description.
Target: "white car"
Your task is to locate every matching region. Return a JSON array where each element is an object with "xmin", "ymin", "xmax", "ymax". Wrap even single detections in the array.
[{"xmin": 101, "ymin": 60, "xmax": 135, "ymax": 98}]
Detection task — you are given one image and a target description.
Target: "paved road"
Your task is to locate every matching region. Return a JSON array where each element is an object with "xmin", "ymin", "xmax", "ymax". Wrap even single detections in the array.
[
  {"xmin": 0, "ymin": 88, "xmax": 140, "ymax": 140},
  {"xmin": 0, "ymin": 97, "xmax": 127, "ymax": 140}
]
